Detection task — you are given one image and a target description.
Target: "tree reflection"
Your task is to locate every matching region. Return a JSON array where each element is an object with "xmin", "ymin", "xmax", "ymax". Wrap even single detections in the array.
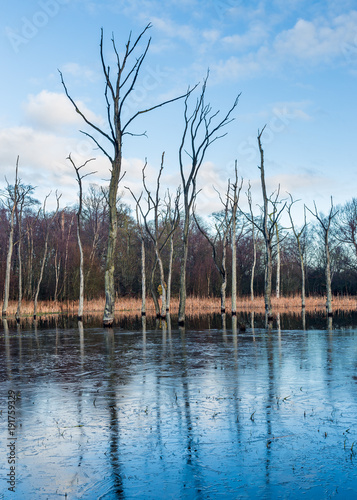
[{"xmin": 105, "ymin": 328, "xmax": 124, "ymax": 499}]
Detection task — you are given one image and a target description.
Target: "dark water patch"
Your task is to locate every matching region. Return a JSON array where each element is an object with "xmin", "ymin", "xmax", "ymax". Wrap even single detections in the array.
[{"xmin": 3, "ymin": 309, "xmax": 357, "ymax": 332}]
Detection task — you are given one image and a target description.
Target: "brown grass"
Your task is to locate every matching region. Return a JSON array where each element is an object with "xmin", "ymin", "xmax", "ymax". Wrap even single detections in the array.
[{"xmin": 2, "ymin": 294, "xmax": 357, "ymax": 319}]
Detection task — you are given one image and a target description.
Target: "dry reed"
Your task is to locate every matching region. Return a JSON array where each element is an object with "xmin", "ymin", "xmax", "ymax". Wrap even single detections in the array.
[{"xmin": 2, "ymin": 294, "xmax": 357, "ymax": 320}]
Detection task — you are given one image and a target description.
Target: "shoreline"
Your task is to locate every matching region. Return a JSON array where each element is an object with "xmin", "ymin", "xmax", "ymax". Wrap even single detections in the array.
[{"xmin": 2, "ymin": 295, "xmax": 357, "ymax": 319}]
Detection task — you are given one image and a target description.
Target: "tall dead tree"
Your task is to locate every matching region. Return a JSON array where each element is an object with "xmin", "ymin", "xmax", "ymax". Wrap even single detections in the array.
[
  {"xmin": 287, "ymin": 194, "xmax": 308, "ymax": 309},
  {"xmin": 68, "ymin": 154, "xmax": 96, "ymax": 321},
  {"xmin": 258, "ymin": 127, "xmax": 273, "ymax": 322},
  {"xmin": 1, "ymin": 158, "xmax": 37, "ymax": 318},
  {"xmin": 127, "ymin": 154, "xmax": 180, "ymax": 318},
  {"xmin": 194, "ymin": 192, "xmax": 232, "ymax": 314},
  {"xmin": 14, "ymin": 179, "xmax": 38, "ymax": 321},
  {"xmin": 307, "ymin": 198, "xmax": 337, "ymax": 317},
  {"xmin": 244, "ymin": 127, "xmax": 285, "ymax": 325},
  {"xmin": 228, "ymin": 161, "xmax": 243, "ymax": 315},
  {"xmin": 1, "ymin": 158, "xmax": 18, "ymax": 317},
  {"xmin": 33, "ymin": 192, "xmax": 61, "ymax": 319},
  {"xmin": 247, "ymin": 182, "xmax": 257, "ymax": 301},
  {"xmin": 60, "ymin": 24, "xmax": 191, "ymax": 327},
  {"xmin": 132, "ymin": 200, "xmax": 147, "ymax": 316},
  {"xmin": 178, "ymin": 74, "xmax": 240, "ymax": 325}
]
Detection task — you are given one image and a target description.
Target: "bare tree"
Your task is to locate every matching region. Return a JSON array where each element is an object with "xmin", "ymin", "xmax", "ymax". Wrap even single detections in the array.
[
  {"xmin": 287, "ymin": 194, "xmax": 308, "ymax": 309},
  {"xmin": 228, "ymin": 161, "xmax": 243, "ymax": 315},
  {"xmin": 60, "ymin": 24, "xmax": 191, "ymax": 327},
  {"xmin": 244, "ymin": 127, "xmax": 285, "ymax": 325},
  {"xmin": 334, "ymin": 198, "xmax": 357, "ymax": 260},
  {"xmin": 68, "ymin": 154, "xmax": 96, "ymax": 321},
  {"xmin": 164, "ymin": 189, "xmax": 180, "ymax": 312},
  {"xmin": 273, "ymin": 221, "xmax": 281, "ymax": 299},
  {"xmin": 194, "ymin": 183, "xmax": 232, "ymax": 314},
  {"xmin": 82, "ymin": 185, "xmax": 108, "ymax": 288},
  {"xmin": 136, "ymin": 205, "xmax": 147, "ymax": 317},
  {"xmin": 1, "ymin": 158, "xmax": 18, "ymax": 317},
  {"xmin": 14, "ymin": 182, "xmax": 38, "ymax": 321},
  {"xmin": 178, "ymin": 74, "xmax": 240, "ymax": 325},
  {"xmin": 127, "ymin": 154, "xmax": 180, "ymax": 318},
  {"xmin": 1, "ymin": 157, "xmax": 38, "ymax": 318},
  {"xmin": 306, "ymin": 197, "xmax": 338, "ymax": 316},
  {"xmin": 246, "ymin": 182, "xmax": 257, "ymax": 301},
  {"xmin": 33, "ymin": 192, "xmax": 61, "ymax": 319}
]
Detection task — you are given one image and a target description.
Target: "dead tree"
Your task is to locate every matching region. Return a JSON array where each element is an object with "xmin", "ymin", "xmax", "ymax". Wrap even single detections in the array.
[
  {"xmin": 194, "ymin": 183, "xmax": 232, "ymax": 314},
  {"xmin": 60, "ymin": 24, "xmax": 192, "ymax": 327},
  {"xmin": 2, "ymin": 158, "xmax": 18, "ymax": 317},
  {"xmin": 1, "ymin": 157, "xmax": 37, "ymax": 318},
  {"xmin": 258, "ymin": 127, "xmax": 287, "ymax": 324},
  {"xmin": 287, "ymin": 194, "xmax": 308, "ymax": 309},
  {"xmin": 68, "ymin": 154, "xmax": 96, "ymax": 321},
  {"xmin": 164, "ymin": 189, "xmax": 180, "ymax": 312},
  {"xmin": 275, "ymin": 223, "xmax": 281, "ymax": 299},
  {"xmin": 178, "ymin": 73, "xmax": 240, "ymax": 325},
  {"xmin": 33, "ymin": 192, "xmax": 61, "ymax": 319},
  {"xmin": 82, "ymin": 185, "xmax": 108, "ymax": 288},
  {"xmin": 247, "ymin": 182, "xmax": 257, "ymax": 301},
  {"xmin": 244, "ymin": 127, "xmax": 285, "ymax": 325},
  {"xmin": 14, "ymin": 181, "xmax": 38, "ymax": 321},
  {"xmin": 127, "ymin": 154, "xmax": 180, "ymax": 318},
  {"xmin": 228, "ymin": 161, "xmax": 243, "ymax": 315},
  {"xmin": 306, "ymin": 198, "xmax": 338, "ymax": 317},
  {"xmin": 258, "ymin": 127, "xmax": 273, "ymax": 322}
]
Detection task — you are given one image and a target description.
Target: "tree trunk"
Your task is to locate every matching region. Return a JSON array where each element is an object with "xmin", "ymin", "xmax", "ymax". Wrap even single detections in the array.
[
  {"xmin": 25, "ymin": 224, "xmax": 33, "ymax": 300},
  {"xmin": 299, "ymin": 241, "xmax": 306, "ymax": 309},
  {"xmin": 275, "ymin": 225, "xmax": 281, "ymax": 299},
  {"xmin": 2, "ymin": 204, "xmax": 15, "ymax": 317},
  {"xmin": 220, "ymin": 241, "xmax": 227, "ymax": 314},
  {"xmin": 141, "ymin": 238, "xmax": 146, "ymax": 316},
  {"xmin": 156, "ymin": 250, "xmax": 166, "ymax": 318},
  {"xmin": 258, "ymin": 128, "xmax": 273, "ymax": 324},
  {"xmin": 178, "ymin": 214, "xmax": 189, "ymax": 326},
  {"xmin": 231, "ymin": 211, "xmax": 237, "ymax": 315},
  {"xmin": 250, "ymin": 225, "xmax": 257, "ymax": 301},
  {"xmin": 77, "ymin": 220, "xmax": 84, "ymax": 321},
  {"xmin": 166, "ymin": 234, "xmax": 174, "ymax": 312},
  {"xmin": 54, "ymin": 249, "xmax": 60, "ymax": 303},
  {"xmin": 150, "ymin": 258, "xmax": 160, "ymax": 317},
  {"xmin": 264, "ymin": 244, "xmax": 273, "ymax": 322},
  {"xmin": 33, "ymin": 234, "xmax": 49, "ymax": 319},
  {"xmin": 103, "ymin": 158, "xmax": 120, "ymax": 326},
  {"xmin": 33, "ymin": 193, "xmax": 60, "ymax": 319},
  {"xmin": 325, "ymin": 233, "xmax": 333, "ymax": 316},
  {"xmin": 15, "ymin": 214, "xmax": 22, "ymax": 322}
]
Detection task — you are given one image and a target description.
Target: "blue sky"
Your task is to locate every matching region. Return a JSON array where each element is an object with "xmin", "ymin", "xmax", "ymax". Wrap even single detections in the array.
[{"xmin": 1, "ymin": 0, "xmax": 357, "ymax": 222}]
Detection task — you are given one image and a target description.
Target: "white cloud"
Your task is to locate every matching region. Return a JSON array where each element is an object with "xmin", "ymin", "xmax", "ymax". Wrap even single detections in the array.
[
  {"xmin": 23, "ymin": 90, "xmax": 104, "ymax": 133},
  {"xmin": 209, "ymin": 10, "xmax": 357, "ymax": 82},
  {"xmin": 0, "ymin": 125, "xmax": 112, "ymax": 210},
  {"xmin": 274, "ymin": 12, "xmax": 357, "ymax": 63}
]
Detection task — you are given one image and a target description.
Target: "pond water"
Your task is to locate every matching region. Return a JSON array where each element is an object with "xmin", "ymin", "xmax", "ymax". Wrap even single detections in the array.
[{"xmin": 1, "ymin": 313, "xmax": 357, "ymax": 499}]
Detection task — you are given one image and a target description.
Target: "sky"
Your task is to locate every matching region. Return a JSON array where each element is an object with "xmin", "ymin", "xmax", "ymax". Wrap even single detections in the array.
[{"xmin": 1, "ymin": 0, "xmax": 357, "ymax": 224}]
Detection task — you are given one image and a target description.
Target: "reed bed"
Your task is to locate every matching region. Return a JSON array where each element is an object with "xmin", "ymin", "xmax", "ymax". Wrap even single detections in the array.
[{"xmin": 2, "ymin": 294, "xmax": 357, "ymax": 319}]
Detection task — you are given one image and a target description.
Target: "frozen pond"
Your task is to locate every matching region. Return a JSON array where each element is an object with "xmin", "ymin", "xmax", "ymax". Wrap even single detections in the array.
[{"xmin": 1, "ymin": 313, "xmax": 357, "ymax": 499}]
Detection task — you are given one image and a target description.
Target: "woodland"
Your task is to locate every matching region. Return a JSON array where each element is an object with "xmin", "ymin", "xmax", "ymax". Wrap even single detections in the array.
[{"xmin": 1, "ymin": 24, "xmax": 357, "ymax": 325}]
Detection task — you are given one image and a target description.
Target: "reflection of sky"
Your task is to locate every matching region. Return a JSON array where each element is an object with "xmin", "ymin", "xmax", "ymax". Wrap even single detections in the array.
[{"xmin": 1, "ymin": 323, "xmax": 357, "ymax": 498}]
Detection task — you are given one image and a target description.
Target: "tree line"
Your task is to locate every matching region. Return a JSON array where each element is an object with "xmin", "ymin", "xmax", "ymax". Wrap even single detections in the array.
[
  {"xmin": 1, "ymin": 24, "xmax": 356, "ymax": 325},
  {"xmin": 1, "ymin": 167, "xmax": 357, "ymax": 318}
]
